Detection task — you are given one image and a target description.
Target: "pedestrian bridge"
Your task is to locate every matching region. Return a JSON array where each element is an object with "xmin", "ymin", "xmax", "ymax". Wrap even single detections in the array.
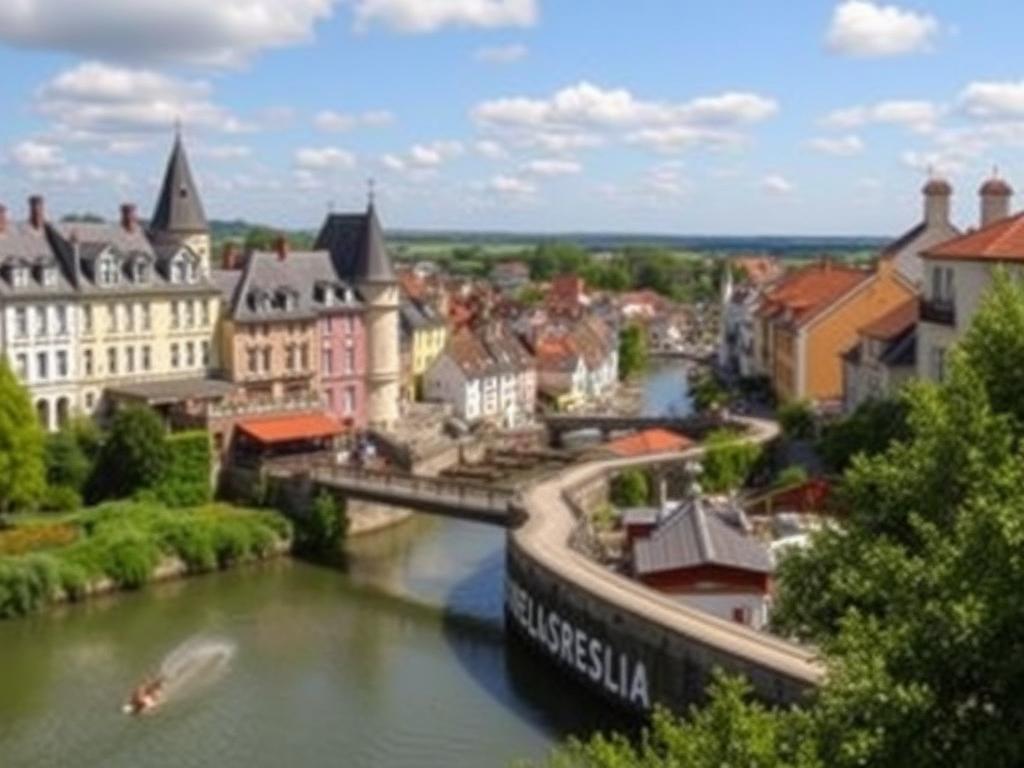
[
  {"xmin": 267, "ymin": 460, "xmax": 524, "ymax": 527},
  {"xmin": 544, "ymin": 413, "xmax": 724, "ymax": 441}
]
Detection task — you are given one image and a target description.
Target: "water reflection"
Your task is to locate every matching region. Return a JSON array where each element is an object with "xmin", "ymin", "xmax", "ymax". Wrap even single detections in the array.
[{"xmin": 642, "ymin": 361, "xmax": 694, "ymax": 417}]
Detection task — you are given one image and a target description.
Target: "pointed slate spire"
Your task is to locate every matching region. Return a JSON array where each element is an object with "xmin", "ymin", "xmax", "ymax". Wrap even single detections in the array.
[
  {"xmin": 359, "ymin": 197, "xmax": 394, "ymax": 284},
  {"xmin": 150, "ymin": 129, "xmax": 208, "ymax": 235}
]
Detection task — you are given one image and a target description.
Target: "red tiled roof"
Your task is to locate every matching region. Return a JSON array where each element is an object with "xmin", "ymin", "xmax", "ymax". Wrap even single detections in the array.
[
  {"xmin": 734, "ymin": 256, "xmax": 783, "ymax": 286},
  {"xmin": 605, "ymin": 429, "xmax": 694, "ymax": 458},
  {"xmin": 859, "ymin": 298, "xmax": 918, "ymax": 340},
  {"xmin": 759, "ymin": 263, "xmax": 870, "ymax": 327},
  {"xmin": 238, "ymin": 413, "xmax": 345, "ymax": 444},
  {"xmin": 923, "ymin": 212, "xmax": 1024, "ymax": 262}
]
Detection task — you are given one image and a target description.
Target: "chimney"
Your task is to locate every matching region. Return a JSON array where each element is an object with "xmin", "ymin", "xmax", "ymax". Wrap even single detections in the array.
[
  {"xmin": 980, "ymin": 172, "xmax": 1013, "ymax": 228},
  {"xmin": 922, "ymin": 177, "xmax": 952, "ymax": 226},
  {"xmin": 222, "ymin": 242, "xmax": 241, "ymax": 270},
  {"xmin": 0, "ymin": 204, "xmax": 7, "ymax": 234},
  {"xmin": 28, "ymin": 195, "xmax": 45, "ymax": 231},
  {"xmin": 274, "ymin": 235, "xmax": 288, "ymax": 261},
  {"xmin": 120, "ymin": 203, "xmax": 137, "ymax": 232}
]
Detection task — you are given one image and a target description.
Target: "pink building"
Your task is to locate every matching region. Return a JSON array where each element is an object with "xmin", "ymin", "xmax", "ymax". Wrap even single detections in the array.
[{"xmin": 318, "ymin": 295, "xmax": 367, "ymax": 428}]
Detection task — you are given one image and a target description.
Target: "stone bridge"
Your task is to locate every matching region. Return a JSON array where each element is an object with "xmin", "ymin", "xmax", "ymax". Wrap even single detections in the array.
[{"xmin": 544, "ymin": 413, "xmax": 726, "ymax": 442}]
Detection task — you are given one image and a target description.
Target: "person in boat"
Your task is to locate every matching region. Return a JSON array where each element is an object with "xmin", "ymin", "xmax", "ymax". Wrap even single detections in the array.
[{"xmin": 127, "ymin": 677, "xmax": 164, "ymax": 714}]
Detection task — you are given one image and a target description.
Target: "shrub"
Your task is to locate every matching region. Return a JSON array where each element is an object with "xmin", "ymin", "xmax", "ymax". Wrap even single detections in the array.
[
  {"xmin": 774, "ymin": 465, "xmax": 809, "ymax": 489},
  {"xmin": 88, "ymin": 406, "xmax": 169, "ymax": 503},
  {"xmin": 0, "ymin": 521, "xmax": 78, "ymax": 556},
  {"xmin": 610, "ymin": 470, "xmax": 650, "ymax": 507},
  {"xmin": 778, "ymin": 400, "xmax": 816, "ymax": 440},
  {"xmin": 99, "ymin": 532, "xmax": 161, "ymax": 589},
  {"xmin": 701, "ymin": 429, "xmax": 762, "ymax": 493},
  {"xmin": 296, "ymin": 492, "xmax": 347, "ymax": 557},
  {"xmin": 41, "ymin": 485, "xmax": 82, "ymax": 513},
  {"xmin": 152, "ymin": 432, "xmax": 212, "ymax": 508},
  {"xmin": 0, "ymin": 555, "xmax": 61, "ymax": 618}
]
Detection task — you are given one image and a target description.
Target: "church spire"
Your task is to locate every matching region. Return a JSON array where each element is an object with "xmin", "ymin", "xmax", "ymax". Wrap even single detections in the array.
[{"xmin": 150, "ymin": 129, "xmax": 208, "ymax": 236}]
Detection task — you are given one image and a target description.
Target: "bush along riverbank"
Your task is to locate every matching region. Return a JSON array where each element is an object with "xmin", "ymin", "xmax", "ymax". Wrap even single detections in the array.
[{"xmin": 0, "ymin": 502, "xmax": 292, "ymax": 619}]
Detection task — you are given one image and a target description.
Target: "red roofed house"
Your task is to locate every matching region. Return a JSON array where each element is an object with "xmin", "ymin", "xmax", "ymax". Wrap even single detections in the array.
[
  {"xmin": 756, "ymin": 256, "xmax": 915, "ymax": 404},
  {"xmin": 841, "ymin": 298, "xmax": 919, "ymax": 411},
  {"xmin": 918, "ymin": 174, "xmax": 1019, "ymax": 382}
]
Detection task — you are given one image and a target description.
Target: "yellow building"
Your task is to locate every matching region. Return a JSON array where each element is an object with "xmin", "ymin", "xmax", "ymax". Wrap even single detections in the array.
[{"xmin": 400, "ymin": 297, "xmax": 448, "ymax": 400}]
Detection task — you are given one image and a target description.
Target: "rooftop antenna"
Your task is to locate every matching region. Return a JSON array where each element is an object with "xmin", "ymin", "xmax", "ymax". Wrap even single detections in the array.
[
  {"xmin": 174, "ymin": 116, "xmax": 183, "ymax": 139},
  {"xmin": 367, "ymin": 177, "xmax": 376, "ymax": 208}
]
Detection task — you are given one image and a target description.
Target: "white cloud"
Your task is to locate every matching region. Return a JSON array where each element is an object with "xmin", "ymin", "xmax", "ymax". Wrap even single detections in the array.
[
  {"xmin": 314, "ymin": 109, "xmax": 395, "ymax": 131},
  {"xmin": 475, "ymin": 43, "xmax": 528, "ymax": 63},
  {"xmin": 822, "ymin": 99, "xmax": 940, "ymax": 133},
  {"xmin": 522, "ymin": 158, "xmax": 582, "ymax": 176},
  {"xmin": 474, "ymin": 81, "xmax": 777, "ymax": 129},
  {"xmin": 625, "ymin": 126, "xmax": 744, "ymax": 153},
  {"xmin": 408, "ymin": 140, "xmax": 464, "ymax": 167},
  {"xmin": 808, "ymin": 134, "xmax": 865, "ymax": 155},
  {"xmin": 528, "ymin": 132, "xmax": 604, "ymax": 153},
  {"xmin": 474, "ymin": 139, "xmax": 507, "ymax": 159},
  {"xmin": 487, "ymin": 174, "xmax": 536, "ymax": 195},
  {"xmin": 294, "ymin": 146, "xmax": 357, "ymax": 170},
  {"xmin": 0, "ymin": 0, "xmax": 334, "ymax": 66},
  {"xmin": 761, "ymin": 174, "xmax": 794, "ymax": 195},
  {"xmin": 901, "ymin": 150, "xmax": 965, "ymax": 176},
  {"xmin": 353, "ymin": 0, "xmax": 536, "ymax": 33},
  {"xmin": 959, "ymin": 81, "xmax": 1024, "ymax": 120},
  {"xmin": 380, "ymin": 153, "xmax": 407, "ymax": 172},
  {"xmin": 10, "ymin": 140, "xmax": 65, "ymax": 169},
  {"xmin": 826, "ymin": 1, "xmax": 939, "ymax": 58},
  {"xmin": 36, "ymin": 61, "xmax": 248, "ymax": 135},
  {"xmin": 195, "ymin": 144, "xmax": 252, "ymax": 160}
]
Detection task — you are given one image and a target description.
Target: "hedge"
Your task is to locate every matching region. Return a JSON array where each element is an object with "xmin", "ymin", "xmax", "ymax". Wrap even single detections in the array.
[{"xmin": 150, "ymin": 431, "xmax": 213, "ymax": 508}]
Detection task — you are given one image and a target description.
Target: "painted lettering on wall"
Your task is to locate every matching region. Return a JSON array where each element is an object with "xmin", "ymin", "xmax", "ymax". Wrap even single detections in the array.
[{"xmin": 506, "ymin": 577, "xmax": 650, "ymax": 710}]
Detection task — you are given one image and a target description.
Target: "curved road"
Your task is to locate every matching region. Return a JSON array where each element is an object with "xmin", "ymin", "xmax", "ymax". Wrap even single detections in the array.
[{"xmin": 511, "ymin": 415, "xmax": 824, "ymax": 691}]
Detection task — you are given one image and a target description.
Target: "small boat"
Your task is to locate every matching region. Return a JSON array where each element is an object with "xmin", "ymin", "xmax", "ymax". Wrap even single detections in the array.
[{"xmin": 122, "ymin": 678, "xmax": 164, "ymax": 716}]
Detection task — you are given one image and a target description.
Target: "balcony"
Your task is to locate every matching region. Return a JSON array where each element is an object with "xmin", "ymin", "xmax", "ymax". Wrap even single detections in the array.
[{"xmin": 919, "ymin": 297, "xmax": 955, "ymax": 327}]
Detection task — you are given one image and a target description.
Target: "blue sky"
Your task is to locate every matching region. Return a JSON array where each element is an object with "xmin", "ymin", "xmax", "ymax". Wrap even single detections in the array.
[{"xmin": 1, "ymin": 1, "xmax": 1024, "ymax": 235}]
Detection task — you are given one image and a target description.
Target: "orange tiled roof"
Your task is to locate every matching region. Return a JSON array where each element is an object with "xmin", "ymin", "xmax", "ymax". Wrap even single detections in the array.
[
  {"xmin": 859, "ymin": 298, "xmax": 918, "ymax": 340},
  {"xmin": 923, "ymin": 211, "xmax": 1024, "ymax": 262},
  {"xmin": 734, "ymin": 256, "xmax": 783, "ymax": 286},
  {"xmin": 238, "ymin": 413, "xmax": 345, "ymax": 444},
  {"xmin": 605, "ymin": 429, "xmax": 694, "ymax": 458},
  {"xmin": 759, "ymin": 263, "xmax": 870, "ymax": 327}
]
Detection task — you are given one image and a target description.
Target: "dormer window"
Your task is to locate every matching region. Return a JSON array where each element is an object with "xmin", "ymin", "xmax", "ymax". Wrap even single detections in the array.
[
  {"xmin": 188, "ymin": 261, "xmax": 198, "ymax": 283},
  {"xmin": 11, "ymin": 266, "xmax": 28, "ymax": 288},
  {"xmin": 98, "ymin": 256, "xmax": 119, "ymax": 286},
  {"xmin": 133, "ymin": 261, "xmax": 149, "ymax": 284},
  {"xmin": 41, "ymin": 266, "xmax": 57, "ymax": 287},
  {"xmin": 172, "ymin": 257, "xmax": 188, "ymax": 284}
]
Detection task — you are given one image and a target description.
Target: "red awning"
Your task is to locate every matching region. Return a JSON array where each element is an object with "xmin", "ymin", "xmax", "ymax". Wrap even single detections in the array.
[{"xmin": 237, "ymin": 413, "xmax": 345, "ymax": 445}]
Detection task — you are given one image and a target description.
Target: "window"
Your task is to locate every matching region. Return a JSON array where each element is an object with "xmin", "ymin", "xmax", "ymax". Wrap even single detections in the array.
[
  {"xmin": 82, "ymin": 305, "xmax": 93, "ymax": 334},
  {"xmin": 931, "ymin": 266, "xmax": 955, "ymax": 303},
  {"xmin": 85, "ymin": 392, "xmax": 95, "ymax": 410},
  {"xmin": 173, "ymin": 258, "xmax": 188, "ymax": 284},
  {"xmin": 201, "ymin": 341, "xmax": 210, "ymax": 367},
  {"xmin": 135, "ymin": 262, "xmax": 149, "ymax": 283},
  {"xmin": 201, "ymin": 300, "xmax": 210, "ymax": 327},
  {"xmin": 285, "ymin": 345, "xmax": 296, "ymax": 371},
  {"xmin": 343, "ymin": 386, "xmax": 356, "ymax": 415},
  {"xmin": 141, "ymin": 302, "xmax": 151, "ymax": 331},
  {"xmin": 247, "ymin": 348, "xmax": 258, "ymax": 374},
  {"xmin": 55, "ymin": 306, "xmax": 68, "ymax": 335},
  {"xmin": 125, "ymin": 346, "xmax": 135, "ymax": 373},
  {"xmin": 42, "ymin": 266, "xmax": 57, "ymax": 287},
  {"xmin": 107, "ymin": 347, "xmax": 117, "ymax": 375},
  {"xmin": 185, "ymin": 341, "xmax": 195, "ymax": 368},
  {"xmin": 185, "ymin": 300, "xmax": 195, "ymax": 328},
  {"xmin": 142, "ymin": 346, "xmax": 151, "ymax": 371},
  {"xmin": 36, "ymin": 352, "xmax": 48, "ymax": 380},
  {"xmin": 56, "ymin": 351, "xmax": 68, "ymax": 377},
  {"xmin": 930, "ymin": 346, "xmax": 947, "ymax": 382},
  {"xmin": 170, "ymin": 343, "xmax": 179, "ymax": 369},
  {"xmin": 326, "ymin": 389, "xmax": 335, "ymax": 410},
  {"xmin": 345, "ymin": 347, "xmax": 355, "ymax": 374},
  {"xmin": 107, "ymin": 304, "xmax": 117, "ymax": 333},
  {"xmin": 322, "ymin": 349, "xmax": 333, "ymax": 375},
  {"xmin": 299, "ymin": 343, "xmax": 309, "ymax": 371},
  {"xmin": 83, "ymin": 349, "xmax": 93, "ymax": 377},
  {"xmin": 35, "ymin": 306, "xmax": 47, "ymax": 337},
  {"xmin": 345, "ymin": 315, "xmax": 354, "ymax": 335},
  {"xmin": 12, "ymin": 267, "xmax": 28, "ymax": 288},
  {"xmin": 15, "ymin": 353, "xmax": 27, "ymax": 379},
  {"xmin": 261, "ymin": 347, "xmax": 271, "ymax": 372},
  {"xmin": 124, "ymin": 302, "xmax": 134, "ymax": 332},
  {"xmin": 171, "ymin": 301, "xmax": 180, "ymax": 329},
  {"xmin": 14, "ymin": 307, "xmax": 27, "ymax": 339}
]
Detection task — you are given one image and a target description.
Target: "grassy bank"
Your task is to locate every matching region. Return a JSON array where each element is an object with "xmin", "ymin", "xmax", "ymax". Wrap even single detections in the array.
[{"xmin": 0, "ymin": 502, "xmax": 292, "ymax": 619}]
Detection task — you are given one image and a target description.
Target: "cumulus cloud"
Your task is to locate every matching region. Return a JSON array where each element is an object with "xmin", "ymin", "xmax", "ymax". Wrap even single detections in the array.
[
  {"xmin": 194, "ymin": 144, "xmax": 252, "ymax": 160},
  {"xmin": 475, "ymin": 43, "xmax": 528, "ymax": 63},
  {"xmin": 761, "ymin": 174, "xmax": 794, "ymax": 195},
  {"xmin": 487, "ymin": 174, "xmax": 536, "ymax": 195},
  {"xmin": 294, "ymin": 146, "xmax": 357, "ymax": 170},
  {"xmin": 625, "ymin": 126, "xmax": 744, "ymax": 153},
  {"xmin": 35, "ymin": 61, "xmax": 248, "ymax": 136},
  {"xmin": 959, "ymin": 81, "xmax": 1024, "ymax": 120},
  {"xmin": 808, "ymin": 134, "xmax": 865, "ymax": 155},
  {"xmin": 522, "ymin": 158, "xmax": 582, "ymax": 176},
  {"xmin": 408, "ymin": 140, "xmax": 464, "ymax": 167},
  {"xmin": 353, "ymin": 0, "xmax": 537, "ymax": 33},
  {"xmin": 826, "ymin": 1, "xmax": 939, "ymax": 58},
  {"xmin": 822, "ymin": 99, "xmax": 940, "ymax": 133},
  {"xmin": 314, "ymin": 109, "xmax": 395, "ymax": 131},
  {"xmin": 474, "ymin": 139, "xmax": 507, "ymax": 159},
  {"xmin": 0, "ymin": 0, "xmax": 334, "ymax": 66},
  {"xmin": 10, "ymin": 140, "xmax": 65, "ymax": 169}
]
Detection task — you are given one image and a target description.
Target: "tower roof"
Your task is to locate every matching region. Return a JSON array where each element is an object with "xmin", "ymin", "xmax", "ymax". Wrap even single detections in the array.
[
  {"xmin": 314, "ymin": 202, "xmax": 395, "ymax": 284},
  {"xmin": 150, "ymin": 131, "xmax": 208, "ymax": 235},
  {"xmin": 980, "ymin": 175, "xmax": 1013, "ymax": 197},
  {"xmin": 922, "ymin": 177, "xmax": 952, "ymax": 196}
]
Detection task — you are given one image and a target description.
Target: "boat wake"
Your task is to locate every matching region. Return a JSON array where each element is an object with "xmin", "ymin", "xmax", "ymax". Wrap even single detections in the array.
[{"xmin": 125, "ymin": 636, "xmax": 235, "ymax": 715}]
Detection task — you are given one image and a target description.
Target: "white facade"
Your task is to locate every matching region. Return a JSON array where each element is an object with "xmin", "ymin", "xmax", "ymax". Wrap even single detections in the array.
[{"xmin": 671, "ymin": 591, "xmax": 772, "ymax": 631}]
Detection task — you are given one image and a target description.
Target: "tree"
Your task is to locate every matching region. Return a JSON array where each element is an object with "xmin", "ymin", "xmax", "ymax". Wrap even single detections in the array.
[
  {"xmin": 298, "ymin": 491, "xmax": 348, "ymax": 557},
  {"xmin": 88, "ymin": 406, "xmax": 169, "ymax": 502},
  {"xmin": 610, "ymin": 469, "xmax": 649, "ymax": 507},
  {"xmin": 778, "ymin": 400, "xmax": 816, "ymax": 440},
  {"xmin": 818, "ymin": 396, "xmax": 910, "ymax": 472},
  {"xmin": 44, "ymin": 417, "xmax": 101, "ymax": 494},
  {"xmin": 0, "ymin": 358, "xmax": 45, "ymax": 516},
  {"xmin": 774, "ymin": 465, "xmax": 808, "ymax": 488},
  {"xmin": 618, "ymin": 324, "xmax": 648, "ymax": 381},
  {"xmin": 691, "ymin": 371, "xmax": 728, "ymax": 412},
  {"xmin": 700, "ymin": 429, "xmax": 762, "ymax": 493}
]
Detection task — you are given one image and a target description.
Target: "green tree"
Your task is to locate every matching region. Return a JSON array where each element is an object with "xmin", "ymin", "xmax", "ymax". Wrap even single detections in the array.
[
  {"xmin": 610, "ymin": 469, "xmax": 649, "ymax": 507},
  {"xmin": 691, "ymin": 371, "xmax": 728, "ymax": 412},
  {"xmin": 778, "ymin": 400, "xmax": 816, "ymax": 440},
  {"xmin": 618, "ymin": 324, "xmax": 648, "ymax": 381},
  {"xmin": 818, "ymin": 396, "xmax": 910, "ymax": 472},
  {"xmin": 88, "ymin": 406, "xmax": 169, "ymax": 502},
  {"xmin": 700, "ymin": 429, "xmax": 762, "ymax": 493},
  {"xmin": 298, "ymin": 491, "xmax": 348, "ymax": 557},
  {"xmin": 0, "ymin": 358, "xmax": 46, "ymax": 516},
  {"xmin": 774, "ymin": 465, "xmax": 809, "ymax": 488},
  {"xmin": 44, "ymin": 417, "xmax": 100, "ymax": 494}
]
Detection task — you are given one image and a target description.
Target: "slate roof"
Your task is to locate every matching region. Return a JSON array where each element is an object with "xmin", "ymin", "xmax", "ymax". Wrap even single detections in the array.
[
  {"xmin": 150, "ymin": 133, "xmax": 208, "ymax": 235},
  {"xmin": 314, "ymin": 203, "xmax": 395, "ymax": 284},
  {"xmin": 400, "ymin": 297, "xmax": 444, "ymax": 334},
  {"xmin": 633, "ymin": 498, "xmax": 774, "ymax": 576},
  {"xmin": 0, "ymin": 222, "xmax": 76, "ymax": 298}
]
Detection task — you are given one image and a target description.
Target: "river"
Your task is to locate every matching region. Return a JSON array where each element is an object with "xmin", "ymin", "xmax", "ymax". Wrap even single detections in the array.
[{"xmin": 0, "ymin": 363, "xmax": 690, "ymax": 768}]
